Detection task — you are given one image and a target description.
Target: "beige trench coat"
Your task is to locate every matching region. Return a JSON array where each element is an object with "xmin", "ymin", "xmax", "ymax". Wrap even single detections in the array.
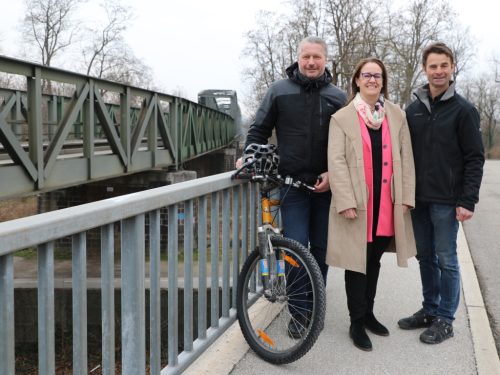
[{"xmin": 326, "ymin": 100, "xmax": 416, "ymax": 274}]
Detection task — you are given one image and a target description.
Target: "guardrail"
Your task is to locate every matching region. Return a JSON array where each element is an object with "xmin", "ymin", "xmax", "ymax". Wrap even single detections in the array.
[
  {"xmin": 0, "ymin": 55, "xmax": 236, "ymax": 199},
  {"xmin": 0, "ymin": 171, "xmax": 257, "ymax": 375}
]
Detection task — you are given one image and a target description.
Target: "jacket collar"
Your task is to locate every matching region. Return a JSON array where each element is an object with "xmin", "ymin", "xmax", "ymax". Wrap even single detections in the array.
[
  {"xmin": 285, "ymin": 62, "xmax": 333, "ymax": 90},
  {"xmin": 413, "ymin": 81, "xmax": 456, "ymax": 113}
]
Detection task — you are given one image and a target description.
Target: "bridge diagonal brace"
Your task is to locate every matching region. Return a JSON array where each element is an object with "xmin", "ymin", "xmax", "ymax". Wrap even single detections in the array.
[
  {"xmin": 190, "ymin": 106, "xmax": 201, "ymax": 154},
  {"xmin": 44, "ymin": 83, "xmax": 90, "ymax": 177},
  {"xmin": 180, "ymin": 105, "xmax": 199, "ymax": 158},
  {"xmin": 93, "ymin": 86, "xmax": 127, "ymax": 166},
  {"xmin": 0, "ymin": 94, "xmax": 38, "ymax": 181},
  {"xmin": 131, "ymin": 95, "xmax": 156, "ymax": 158},
  {"xmin": 157, "ymin": 105, "xmax": 176, "ymax": 160}
]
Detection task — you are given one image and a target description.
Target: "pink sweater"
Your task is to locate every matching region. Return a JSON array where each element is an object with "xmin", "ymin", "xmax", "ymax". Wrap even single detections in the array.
[{"xmin": 359, "ymin": 115, "xmax": 395, "ymax": 242}]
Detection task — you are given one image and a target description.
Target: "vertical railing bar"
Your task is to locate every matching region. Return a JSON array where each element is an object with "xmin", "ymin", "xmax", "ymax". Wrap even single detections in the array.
[
  {"xmin": 210, "ymin": 192, "xmax": 219, "ymax": 328},
  {"xmin": 150, "ymin": 210, "xmax": 161, "ymax": 375},
  {"xmin": 121, "ymin": 215, "xmax": 146, "ymax": 375},
  {"xmin": 0, "ymin": 254, "xmax": 15, "ymax": 375},
  {"xmin": 231, "ymin": 187, "xmax": 240, "ymax": 308},
  {"xmin": 168, "ymin": 205, "xmax": 179, "ymax": 366},
  {"xmin": 249, "ymin": 183, "xmax": 257, "ymax": 256},
  {"xmin": 38, "ymin": 242, "xmax": 55, "ymax": 375},
  {"xmin": 101, "ymin": 224, "xmax": 115, "ymax": 375},
  {"xmin": 241, "ymin": 184, "xmax": 248, "ymax": 261},
  {"xmin": 221, "ymin": 189, "xmax": 230, "ymax": 317},
  {"xmin": 72, "ymin": 232, "xmax": 88, "ymax": 374},
  {"xmin": 249, "ymin": 183, "xmax": 257, "ymax": 292},
  {"xmin": 184, "ymin": 200, "xmax": 194, "ymax": 351},
  {"xmin": 198, "ymin": 196, "xmax": 208, "ymax": 339}
]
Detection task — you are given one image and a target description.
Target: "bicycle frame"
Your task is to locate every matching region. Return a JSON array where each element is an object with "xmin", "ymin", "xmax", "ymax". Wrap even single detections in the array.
[{"xmin": 257, "ymin": 188, "xmax": 282, "ymax": 291}]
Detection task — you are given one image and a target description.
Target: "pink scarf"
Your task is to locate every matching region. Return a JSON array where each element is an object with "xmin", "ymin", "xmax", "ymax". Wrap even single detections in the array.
[{"xmin": 353, "ymin": 93, "xmax": 385, "ymax": 130}]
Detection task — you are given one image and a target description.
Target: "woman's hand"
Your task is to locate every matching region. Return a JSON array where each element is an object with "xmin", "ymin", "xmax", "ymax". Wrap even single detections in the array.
[
  {"xmin": 340, "ymin": 208, "xmax": 357, "ymax": 219},
  {"xmin": 402, "ymin": 204, "xmax": 411, "ymax": 215},
  {"xmin": 314, "ymin": 171, "xmax": 330, "ymax": 193}
]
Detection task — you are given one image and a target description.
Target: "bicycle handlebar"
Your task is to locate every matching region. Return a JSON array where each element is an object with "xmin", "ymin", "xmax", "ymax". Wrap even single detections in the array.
[{"xmin": 231, "ymin": 163, "xmax": 316, "ymax": 192}]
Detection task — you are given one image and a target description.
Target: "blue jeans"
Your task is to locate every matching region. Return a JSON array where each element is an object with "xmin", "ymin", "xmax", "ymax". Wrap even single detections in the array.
[
  {"xmin": 411, "ymin": 203, "xmax": 460, "ymax": 324},
  {"xmin": 280, "ymin": 187, "xmax": 330, "ymax": 316}
]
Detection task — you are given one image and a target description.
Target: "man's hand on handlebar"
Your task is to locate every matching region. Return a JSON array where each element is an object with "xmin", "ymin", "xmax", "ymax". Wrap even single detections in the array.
[{"xmin": 235, "ymin": 157, "xmax": 243, "ymax": 169}]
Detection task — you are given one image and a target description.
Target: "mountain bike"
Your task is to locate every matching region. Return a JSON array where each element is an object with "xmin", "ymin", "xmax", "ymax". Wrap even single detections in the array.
[{"xmin": 231, "ymin": 144, "xmax": 326, "ymax": 364}]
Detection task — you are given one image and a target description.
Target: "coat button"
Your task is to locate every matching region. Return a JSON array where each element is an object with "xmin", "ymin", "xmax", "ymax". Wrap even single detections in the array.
[
  {"xmin": 383, "ymin": 179, "xmax": 387, "ymax": 183},
  {"xmin": 383, "ymin": 162, "xmax": 388, "ymax": 166},
  {"xmin": 383, "ymin": 144, "xmax": 387, "ymax": 149}
]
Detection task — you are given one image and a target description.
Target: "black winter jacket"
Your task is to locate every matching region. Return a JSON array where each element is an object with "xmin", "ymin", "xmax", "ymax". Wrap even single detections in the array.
[
  {"xmin": 406, "ymin": 82, "xmax": 484, "ymax": 211},
  {"xmin": 245, "ymin": 62, "xmax": 346, "ymax": 184}
]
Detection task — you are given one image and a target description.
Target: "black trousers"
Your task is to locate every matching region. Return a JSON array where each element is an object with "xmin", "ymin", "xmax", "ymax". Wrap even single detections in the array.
[{"xmin": 345, "ymin": 236, "xmax": 392, "ymax": 322}]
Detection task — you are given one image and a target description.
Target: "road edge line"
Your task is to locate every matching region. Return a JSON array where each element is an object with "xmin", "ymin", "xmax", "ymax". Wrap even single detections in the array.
[{"xmin": 458, "ymin": 223, "xmax": 500, "ymax": 374}]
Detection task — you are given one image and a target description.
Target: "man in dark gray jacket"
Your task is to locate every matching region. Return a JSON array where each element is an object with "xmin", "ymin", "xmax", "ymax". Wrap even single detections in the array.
[
  {"xmin": 237, "ymin": 36, "xmax": 346, "ymax": 338},
  {"xmin": 398, "ymin": 42, "xmax": 484, "ymax": 344}
]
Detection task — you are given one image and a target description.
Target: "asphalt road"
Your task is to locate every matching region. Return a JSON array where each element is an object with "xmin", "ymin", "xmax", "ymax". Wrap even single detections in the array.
[{"xmin": 463, "ymin": 159, "xmax": 500, "ymax": 354}]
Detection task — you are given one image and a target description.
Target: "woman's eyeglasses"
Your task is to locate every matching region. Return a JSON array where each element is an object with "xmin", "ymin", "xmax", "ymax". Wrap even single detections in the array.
[{"xmin": 360, "ymin": 72, "xmax": 383, "ymax": 80}]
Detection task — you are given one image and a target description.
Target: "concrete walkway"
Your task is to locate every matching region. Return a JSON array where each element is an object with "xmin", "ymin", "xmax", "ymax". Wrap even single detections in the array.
[{"xmin": 186, "ymin": 225, "xmax": 500, "ymax": 375}]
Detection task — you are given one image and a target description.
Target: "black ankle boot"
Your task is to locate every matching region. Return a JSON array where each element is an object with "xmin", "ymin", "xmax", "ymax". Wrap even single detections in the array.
[
  {"xmin": 365, "ymin": 313, "xmax": 389, "ymax": 336},
  {"xmin": 349, "ymin": 320, "xmax": 372, "ymax": 351}
]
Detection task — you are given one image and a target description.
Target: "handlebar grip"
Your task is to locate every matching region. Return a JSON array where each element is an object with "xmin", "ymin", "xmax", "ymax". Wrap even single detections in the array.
[{"xmin": 231, "ymin": 172, "xmax": 254, "ymax": 180}]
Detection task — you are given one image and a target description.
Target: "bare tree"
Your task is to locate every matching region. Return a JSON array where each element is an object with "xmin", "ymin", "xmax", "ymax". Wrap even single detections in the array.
[
  {"xmin": 241, "ymin": 0, "xmax": 474, "ymax": 110},
  {"xmin": 463, "ymin": 75, "xmax": 500, "ymax": 158},
  {"xmin": 83, "ymin": 0, "xmax": 131, "ymax": 77},
  {"xmin": 447, "ymin": 24, "xmax": 475, "ymax": 80},
  {"xmin": 323, "ymin": 0, "xmax": 383, "ymax": 90},
  {"xmin": 22, "ymin": 0, "xmax": 85, "ymax": 67},
  {"xmin": 385, "ymin": 0, "xmax": 454, "ymax": 106},
  {"xmin": 241, "ymin": 10, "xmax": 289, "ymax": 116}
]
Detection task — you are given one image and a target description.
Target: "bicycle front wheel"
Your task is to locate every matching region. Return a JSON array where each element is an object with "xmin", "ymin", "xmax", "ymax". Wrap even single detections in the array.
[{"xmin": 236, "ymin": 236, "xmax": 326, "ymax": 364}]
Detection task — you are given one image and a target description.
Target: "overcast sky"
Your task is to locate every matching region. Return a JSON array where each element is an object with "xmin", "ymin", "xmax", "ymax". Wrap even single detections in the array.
[{"xmin": 0, "ymin": 0, "xmax": 499, "ymax": 114}]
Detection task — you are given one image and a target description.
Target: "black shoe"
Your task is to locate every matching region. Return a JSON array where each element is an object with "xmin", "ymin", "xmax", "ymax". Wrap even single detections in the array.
[
  {"xmin": 398, "ymin": 308, "xmax": 436, "ymax": 330},
  {"xmin": 288, "ymin": 313, "xmax": 310, "ymax": 339},
  {"xmin": 365, "ymin": 313, "xmax": 389, "ymax": 336},
  {"xmin": 349, "ymin": 321, "xmax": 372, "ymax": 351},
  {"xmin": 420, "ymin": 318, "xmax": 454, "ymax": 344}
]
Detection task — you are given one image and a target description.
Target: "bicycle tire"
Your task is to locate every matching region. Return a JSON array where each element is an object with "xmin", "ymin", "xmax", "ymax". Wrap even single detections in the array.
[{"xmin": 236, "ymin": 235, "xmax": 326, "ymax": 364}]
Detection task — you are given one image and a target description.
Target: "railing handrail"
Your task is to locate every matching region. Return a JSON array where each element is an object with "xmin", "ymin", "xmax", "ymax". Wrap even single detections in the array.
[{"xmin": 0, "ymin": 171, "xmax": 239, "ymax": 256}]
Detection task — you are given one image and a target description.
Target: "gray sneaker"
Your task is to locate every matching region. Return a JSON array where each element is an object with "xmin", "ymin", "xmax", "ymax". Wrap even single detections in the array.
[
  {"xmin": 419, "ymin": 318, "xmax": 454, "ymax": 344},
  {"xmin": 398, "ymin": 308, "xmax": 436, "ymax": 330}
]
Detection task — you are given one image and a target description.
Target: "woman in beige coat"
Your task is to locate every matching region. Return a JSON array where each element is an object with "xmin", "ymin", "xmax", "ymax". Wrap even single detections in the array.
[{"xmin": 327, "ymin": 58, "xmax": 416, "ymax": 351}]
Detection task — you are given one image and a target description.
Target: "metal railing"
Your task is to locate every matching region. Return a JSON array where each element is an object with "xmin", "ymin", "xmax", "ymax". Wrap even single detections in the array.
[
  {"xmin": 0, "ymin": 171, "xmax": 257, "ymax": 375},
  {"xmin": 0, "ymin": 55, "xmax": 236, "ymax": 199}
]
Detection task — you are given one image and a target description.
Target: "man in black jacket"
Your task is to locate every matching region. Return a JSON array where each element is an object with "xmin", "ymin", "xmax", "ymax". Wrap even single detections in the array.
[
  {"xmin": 398, "ymin": 42, "xmax": 484, "ymax": 344},
  {"xmin": 236, "ymin": 36, "xmax": 346, "ymax": 338}
]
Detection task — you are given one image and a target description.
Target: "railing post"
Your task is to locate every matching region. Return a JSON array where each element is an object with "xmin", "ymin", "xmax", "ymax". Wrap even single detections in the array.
[
  {"xmin": 101, "ymin": 224, "xmax": 115, "ymax": 375},
  {"xmin": 121, "ymin": 215, "xmax": 146, "ymax": 375},
  {"xmin": 168, "ymin": 205, "xmax": 179, "ymax": 366},
  {"xmin": 231, "ymin": 186, "xmax": 240, "ymax": 308},
  {"xmin": 72, "ymin": 233, "xmax": 88, "ymax": 374},
  {"xmin": 210, "ymin": 192, "xmax": 220, "ymax": 327},
  {"xmin": 198, "ymin": 196, "xmax": 208, "ymax": 339},
  {"xmin": 149, "ymin": 210, "xmax": 161, "ymax": 375},
  {"xmin": 222, "ymin": 189, "xmax": 230, "ymax": 317},
  {"xmin": 0, "ymin": 254, "xmax": 15, "ymax": 375},
  {"xmin": 184, "ymin": 200, "xmax": 194, "ymax": 351},
  {"xmin": 38, "ymin": 242, "xmax": 55, "ymax": 375}
]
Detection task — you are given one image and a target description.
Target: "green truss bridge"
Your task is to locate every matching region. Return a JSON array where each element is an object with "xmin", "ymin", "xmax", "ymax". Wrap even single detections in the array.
[{"xmin": 0, "ymin": 55, "xmax": 240, "ymax": 200}]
